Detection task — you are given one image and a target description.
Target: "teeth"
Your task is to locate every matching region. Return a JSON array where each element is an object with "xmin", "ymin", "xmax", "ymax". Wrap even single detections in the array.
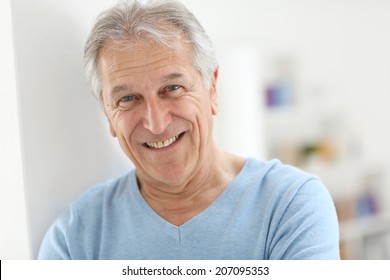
[{"xmin": 145, "ymin": 134, "xmax": 180, "ymax": 149}]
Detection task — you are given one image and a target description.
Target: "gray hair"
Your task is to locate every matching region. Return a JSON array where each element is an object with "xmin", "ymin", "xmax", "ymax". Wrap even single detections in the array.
[{"xmin": 84, "ymin": 0, "xmax": 218, "ymax": 101}]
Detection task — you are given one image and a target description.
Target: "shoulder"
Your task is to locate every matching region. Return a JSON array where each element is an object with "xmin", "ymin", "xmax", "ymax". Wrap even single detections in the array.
[
  {"xmin": 52, "ymin": 169, "xmax": 136, "ymax": 238},
  {"xmin": 260, "ymin": 159, "xmax": 332, "ymax": 205},
  {"xmin": 38, "ymin": 170, "xmax": 136, "ymax": 259},
  {"xmin": 244, "ymin": 159, "xmax": 339, "ymax": 259},
  {"xmin": 244, "ymin": 158, "xmax": 322, "ymax": 192},
  {"xmin": 71, "ymin": 170, "xmax": 135, "ymax": 216},
  {"xmin": 243, "ymin": 158, "xmax": 336, "ymax": 228}
]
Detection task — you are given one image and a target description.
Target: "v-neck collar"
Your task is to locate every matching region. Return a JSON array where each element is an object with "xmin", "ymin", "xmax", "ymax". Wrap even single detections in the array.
[{"xmin": 128, "ymin": 158, "xmax": 254, "ymax": 242}]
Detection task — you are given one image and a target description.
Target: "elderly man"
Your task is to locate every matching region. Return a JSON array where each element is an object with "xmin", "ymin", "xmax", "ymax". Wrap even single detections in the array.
[{"xmin": 38, "ymin": 0, "xmax": 340, "ymax": 259}]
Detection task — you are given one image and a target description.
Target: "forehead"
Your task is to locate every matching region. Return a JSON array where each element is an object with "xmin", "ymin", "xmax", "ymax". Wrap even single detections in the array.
[
  {"xmin": 97, "ymin": 37, "xmax": 200, "ymax": 103},
  {"xmin": 98, "ymin": 37, "xmax": 194, "ymax": 77}
]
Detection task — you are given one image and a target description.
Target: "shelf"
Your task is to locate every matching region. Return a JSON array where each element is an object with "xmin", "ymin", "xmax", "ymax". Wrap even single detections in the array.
[{"xmin": 339, "ymin": 212, "xmax": 390, "ymax": 242}]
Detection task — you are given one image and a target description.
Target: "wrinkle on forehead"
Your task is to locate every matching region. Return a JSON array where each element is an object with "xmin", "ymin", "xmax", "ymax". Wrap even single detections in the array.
[{"xmin": 98, "ymin": 36, "xmax": 192, "ymax": 78}]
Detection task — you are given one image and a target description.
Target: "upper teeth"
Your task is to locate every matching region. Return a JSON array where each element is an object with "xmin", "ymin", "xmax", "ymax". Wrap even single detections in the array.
[{"xmin": 145, "ymin": 134, "xmax": 179, "ymax": 149}]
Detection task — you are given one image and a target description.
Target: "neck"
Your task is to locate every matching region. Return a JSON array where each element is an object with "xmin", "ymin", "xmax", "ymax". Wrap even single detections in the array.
[{"xmin": 138, "ymin": 146, "xmax": 245, "ymax": 226}]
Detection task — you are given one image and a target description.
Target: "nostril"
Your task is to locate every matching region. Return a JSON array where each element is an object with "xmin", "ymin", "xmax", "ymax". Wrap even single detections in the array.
[{"xmin": 143, "ymin": 112, "xmax": 172, "ymax": 135}]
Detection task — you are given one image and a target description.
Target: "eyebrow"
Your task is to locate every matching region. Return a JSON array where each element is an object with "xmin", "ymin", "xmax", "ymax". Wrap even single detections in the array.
[
  {"xmin": 109, "ymin": 72, "xmax": 185, "ymax": 98},
  {"xmin": 111, "ymin": 84, "xmax": 131, "ymax": 95},
  {"xmin": 159, "ymin": 72, "xmax": 184, "ymax": 83}
]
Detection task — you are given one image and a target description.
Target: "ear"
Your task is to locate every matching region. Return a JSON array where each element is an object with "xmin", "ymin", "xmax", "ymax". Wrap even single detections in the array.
[{"xmin": 209, "ymin": 67, "xmax": 219, "ymax": 115}]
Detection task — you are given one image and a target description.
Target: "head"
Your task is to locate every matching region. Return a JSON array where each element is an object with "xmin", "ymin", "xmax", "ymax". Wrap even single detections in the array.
[
  {"xmin": 83, "ymin": 0, "xmax": 220, "ymax": 188},
  {"xmin": 84, "ymin": 0, "xmax": 218, "ymax": 102}
]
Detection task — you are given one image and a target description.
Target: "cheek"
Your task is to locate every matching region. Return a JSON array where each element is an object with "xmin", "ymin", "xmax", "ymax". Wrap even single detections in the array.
[
  {"xmin": 114, "ymin": 116, "xmax": 142, "ymax": 158},
  {"xmin": 191, "ymin": 96, "xmax": 214, "ymax": 122},
  {"xmin": 109, "ymin": 112, "xmax": 138, "ymax": 139}
]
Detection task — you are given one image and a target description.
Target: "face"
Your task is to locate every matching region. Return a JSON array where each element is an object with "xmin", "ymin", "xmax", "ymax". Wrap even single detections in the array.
[{"xmin": 99, "ymin": 38, "xmax": 218, "ymax": 188}]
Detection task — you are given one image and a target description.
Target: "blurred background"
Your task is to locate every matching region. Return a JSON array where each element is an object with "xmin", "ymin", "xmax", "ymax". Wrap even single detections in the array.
[{"xmin": 1, "ymin": 0, "xmax": 390, "ymax": 259}]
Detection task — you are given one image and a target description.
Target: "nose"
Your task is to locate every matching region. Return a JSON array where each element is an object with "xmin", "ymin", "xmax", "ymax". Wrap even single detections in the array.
[{"xmin": 142, "ymin": 99, "xmax": 172, "ymax": 135}]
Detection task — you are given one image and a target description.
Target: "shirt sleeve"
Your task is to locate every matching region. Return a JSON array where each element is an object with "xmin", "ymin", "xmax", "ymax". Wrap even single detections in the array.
[{"xmin": 268, "ymin": 178, "xmax": 340, "ymax": 260}]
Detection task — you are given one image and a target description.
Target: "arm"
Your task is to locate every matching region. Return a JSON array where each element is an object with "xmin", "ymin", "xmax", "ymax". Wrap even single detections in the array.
[
  {"xmin": 37, "ymin": 209, "xmax": 72, "ymax": 260},
  {"xmin": 269, "ymin": 178, "xmax": 340, "ymax": 260}
]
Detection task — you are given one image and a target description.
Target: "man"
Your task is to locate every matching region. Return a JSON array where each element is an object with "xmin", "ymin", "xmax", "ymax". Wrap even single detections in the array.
[{"xmin": 38, "ymin": 0, "xmax": 340, "ymax": 259}]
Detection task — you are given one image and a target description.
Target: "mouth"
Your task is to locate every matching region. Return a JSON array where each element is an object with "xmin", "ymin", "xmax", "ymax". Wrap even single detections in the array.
[{"xmin": 143, "ymin": 132, "xmax": 185, "ymax": 149}]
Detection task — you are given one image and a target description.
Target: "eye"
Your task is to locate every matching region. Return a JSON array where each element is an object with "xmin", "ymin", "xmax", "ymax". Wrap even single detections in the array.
[
  {"xmin": 119, "ymin": 95, "xmax": 134, "ymax": 103},
  {"xmin": 162, "ymin": 85, "xmax": 184, "ymax": 98},
  {"xmin": 116, "ymin": 95, "xmax": 137, "ymax": 111},
  {"xmin": 165, "ymin": 85, "xmax": 182, "ymax": 92}
]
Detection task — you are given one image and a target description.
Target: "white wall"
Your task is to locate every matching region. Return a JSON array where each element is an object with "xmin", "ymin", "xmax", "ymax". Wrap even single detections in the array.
[
  {"xmin": 0, "ymin": 0, "xmax": 31, "ymax": 260},
  {"xmin": 3, "ymin": 0, "xmax": 390, "ymax": 259}
]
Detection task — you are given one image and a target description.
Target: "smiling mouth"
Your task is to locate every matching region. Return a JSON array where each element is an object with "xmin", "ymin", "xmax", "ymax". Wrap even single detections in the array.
[{"xmin": 144, "ymin": 132, "xmax": 184, "ymax": 149}]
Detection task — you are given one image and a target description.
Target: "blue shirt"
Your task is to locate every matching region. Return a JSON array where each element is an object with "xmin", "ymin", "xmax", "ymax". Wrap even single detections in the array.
[{"xmin": 38, "ymin": 158, "xmax": 340, "ymax": 259}]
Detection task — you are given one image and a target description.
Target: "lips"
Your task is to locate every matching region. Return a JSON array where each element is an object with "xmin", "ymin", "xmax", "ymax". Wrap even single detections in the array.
[{"xmin": 144, "ymin": 133, "xmax": 183, "ymax": 149}]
